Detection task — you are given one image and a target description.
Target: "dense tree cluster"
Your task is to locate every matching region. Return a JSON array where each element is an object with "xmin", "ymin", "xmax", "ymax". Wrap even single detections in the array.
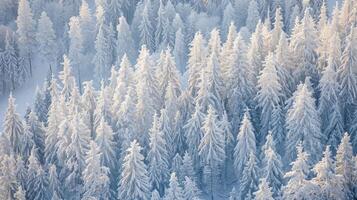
[{"xmin": 0, "ymin": 0, "xmax": 357, "ymax": 199}]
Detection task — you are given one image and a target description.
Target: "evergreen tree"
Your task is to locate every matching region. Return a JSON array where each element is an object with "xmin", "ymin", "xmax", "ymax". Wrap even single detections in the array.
[
  {"xmin": 82, "ymin": 141, "xmax": 110, "ymax": 200},
  {"xmin": 181, "ymin": 152, "xmax": 196, "ymax": 181},
  {"xmin": 163, "ymin": 172, "xmax": 185, "ymax": 200},
  {"xmin": 253, "ymin": 178, "xmax": 274, "ymax": 200},
  {"xmin": 147, "ymin": 114, "xmax": 169, "ymax": 195},
  {"xmin": 58, "ymin": 55, "xmax": 76, "ymax": 101},
  {"xmin": 36, "ymin": 11, "xmax": 57, "ymax": 67},
  {"xmin": 290, "ymin": 10, "xmax": 319, "ymax": 87},
  {"xmin": 95, "ymin": 117, "xmax": 116, "ymax": 169},
  {"xmin": 187, "ymin": 32, "xmax": 207, "ymax": 97},
  {"xmin": 255, "ymin": 53, "xmax": 282, "ymax": 141},
  {"xmin": 283, "ymin": 143, "xmax": 319, "ymax": 199},
  {"xmin": 336, "ymin": 133, "xmax": 355, "ymax": 199},
  {"xmin": 182, "ymin": 176, "xmax": 202, "ymax": 200},
  {"xmin": 184, "ymin": 104, "xmax": 205, "ymax": 168},
  {"xmin": 312, "ymin": 145, "xmax": 343, "ymax": 199},
  {"xmin": 116, "ymin": 16, "xmax": 136, "ymax": 63},
  {"xmin": 261, "ymin": 132, "xmax": 284, "ymax": 197},
  {"xmin": 173, "ymin": 28, "xmax": 186, "ymax": 73},
  {"xmin": 118, "ymin": 140, "xmax": 150, "ymax": 200},
  {"xmin": 139, "ymin": 4, "xmax": 154, "ymax": 51},
  {"xmin": 2, "ymin": 32, "xmax": 21, "ymax": 92},
  {"xmin": 234, "ymin": 110, "xmax": 256, "ymax": 177},
  {"xmin": 135, "ymin": 46, "xmax": 160, "ymax": 145},
  {"xmin": 338, "ymin": 27, "xmax": 357, "ymax": 129},
  {"xmin": 81, "ymin": 81, "xmax": 97, "ymax": 139},
  {"xmin": 68, "ymin": 16, "xmax": 84, "ymax": 88},
  {"xmin": 151, "ymin": 189, "xmax": 161, "ymax": 200},
  {"xmin": 27, "ymin": 148, "xmax": 49, "ymax": 200},
  {"xmin": 198, "ymin": 106, "xmax": 225, "ymax": 198},
  {"xmin": 239, "ymin": 152, "xmax": 259, "ymax": 199},
  {"xmin": 16, "ymin": 0, "xmax": 36, "ymax": 76},
  {"xmin": 48, "ymin": 164, "xmax": 62, "ymax": 199},
  {"xmin": 93, "ymin": 24, "xmax": 111, "ymax": 83},
  {"xmin": 79, "ymin": 0, "xmax": 95, "ymax": 53},
  {"xmin": 246, "ymin": 0, "xmax": 260, "ymax": 32},
  {"xmin": 274, "ymin": 31, "xmax": 293, "ymax": 100},
  {"xmin": 319, "ymin": 57, "xmax": 344, "ymax": 152},
  {"xmin": 3, "ymin": 94, "xmax": 25, "ymax": 155},
  {"xmin": 227, "ymin": 34, "xmax": 253, "ymax": 129},
  {"xmin": 270, "ymin": 7, "xmax": 284, "ymax": 51},
  {"xmin": 14, "ymin": 186, "xmax": 26, "ymax": 200},
  {"xmin": 0, "ymin": 155, "xmax": 17, "ymax": 200},
  {"xmin": 27, "ymin": 111, "xmax": 45, "ymax": 162},
  {"xmin": 45, "ymin": 77, "xmax": 61, "ymax": 165},
  {"xmin": 285, "ymin": 82, "xmax": 322, "ymax": 164},
  {"xmin": 221, "ymin": 3, "xmax": 235, "ymax": 40}
]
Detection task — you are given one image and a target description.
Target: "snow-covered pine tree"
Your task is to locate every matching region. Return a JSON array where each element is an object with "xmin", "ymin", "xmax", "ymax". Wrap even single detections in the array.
[
  {"xmin": 3, "ymin": 94, "xmax": 25, "ymax": 155},
  {"xmin": 184, "ymin": 104, "xmax": 205, "ymax": 169},
  {"xmin": 0, "ymin": 155, "xmax": 17, "ymax": 200},
  {"xmin": 182, "ymin": 176, "xmax": 202, "ymax": 200},
  {"xmin": 233, "ymin": 110, "xmax": 256, "ymax": 177},
  {"xmin": 338, "ymin": 27, "xmax": 357, "ymax": 130},
  {"xmin": 239, "ymin": 152, "xmax": 259, "ymax": 199},
  {"xmin": 115, "ymin": 86, "xmax": 137, "ymax": 152},
  {"xmin": 198, "ymin": 106, "xmax": 225, "ymax": 198},
  {"xmin": 93, "ymin": 24, "xmax": 112, "ymax": 83},
  {"xmin": 14, "ymin": 186, "xmax": 26, "ymax": 200},
  {"xmin": 58, "ymin": 55, "xmax": 76, "ymax": 101},
  {"xmin": 95, "ymin": 116, "xmax": 116, "ymax": 169},
  {"xmin": 285, "ymin": 82, "xmax": 322, "ymax": 164},
  {"xmin": 220, "ymin": 22, "xmax": 236, "ymax": 82},
  {"xmin": 116, "ymin": 16, "xmax": 136, "ymax": 63},
  {"xmin": 68, "ymin": 16, "xmax": 84, "ymax": 88},
  {"xmin": 16, "ymin": 0, "xmax": 36, "ymax": 76},
  {"xmin": 139, "ymin": 3, "xmax": 154, "ymax": 52},
  {"xmin": 81, "ymin": 81, "xmax": 97, "ymax": 138},
  {"xmin": 283, "ymin": 143, "xmax": 319, "ymax": 199},
  {"xmin": 289, "ymin": 9, "xmax": 319, "ymax": 88},
  {"xmin": 79, "ymin": 0, "xmax": 95, "ymax": 53},
  {"xmin": 27, "ymin": 111, "xmax": 45, "ymax": 163},
  {"xmin": 82, "ymin": 141, "xmax": 110, "ymax": 200},
  {"xmin": 261, "ymin": 132, "xmax": 284, "ymax": 197},
  {"xmin": 118, "ymin": 140, "xmax": 150, "ymax": 200},
  {"xmin": 163, "ymin": 172, "xmax": 185, "ymax": 200},
  {"xmin": 221, "ymin": 3, "xmax": 235, "ymax": 40},
  {"xmin": 318, "ymin": 56, "xmax": 344, "ymax": 152},
  {"xmin": 255, "ymin": 53, "xmax": 282, "ymax": 142},
  {"xmin": 151, "ymin": 189, "xmax": 161, "ymax": 200},
  {"xmin": 48, "ymin": 164, "xmax": 62, "ymax": 199},
  {"xmin": 187, "ymin": 32, "xmax": 207, "ymax": 97},
  {"xmin": 270, "ymin": 7, "xmax": 284, "ymax": 51},
  {"xmin": 336, "ymin": 133, "xmax": 355, "ymax": 199},
  {"xmin": 253, "ymin": 178, "xmax": 274, "ymax": 200},
  {"xmin": 63, "ymin": 110, "xmax": 90, "ymax": 199},
  {"xmin": 45, "ymin": 77, "xmax": 62, "ymax": 165},
  {"xmin": 94, "ymin": 82, "xmax": 113, "ymax": 128},
  {"xmin": 312, "ymin": 145, "xmax": 343, "ymax": 199},
  {"xmin": 181, "ymin": 152, "xmax": 196, "ymax": 181},
  {"xmin": 15, "ymin": 156, "xmax": 27, "ymax": 190},
  {"xmin": 174, "ymin": 28, "xmax": 186, "ymax": 73},
  {"xmin": 274, "ymin": 31, "xmax": 293, "ymax": 100},
  {"xmin": 135, "ymin": 46, "xmax": 160, "ymax": 146},
  {"xmin": 147, "ymin": 114, "xmax": 169, "ymax": 195},
  {"xmin": 157, "ymin": 49, "xmax": 181, "ymax": 106},
  {"xmin": 27, "ymin": 147, "xmax": 49, "ymax": 200},
  {"xmin": 2, "ymin": 32, "xmax": 20, "ymax": 92},
  {"xmin": 246, "ymin": 0, "xmax": 259, "ymax": 32}
]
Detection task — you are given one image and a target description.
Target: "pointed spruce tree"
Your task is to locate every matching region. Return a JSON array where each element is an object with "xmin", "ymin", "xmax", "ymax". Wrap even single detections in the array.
[{"xmin": 118, "ymin": 140, "xmax": 150, "ymax": 200}]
